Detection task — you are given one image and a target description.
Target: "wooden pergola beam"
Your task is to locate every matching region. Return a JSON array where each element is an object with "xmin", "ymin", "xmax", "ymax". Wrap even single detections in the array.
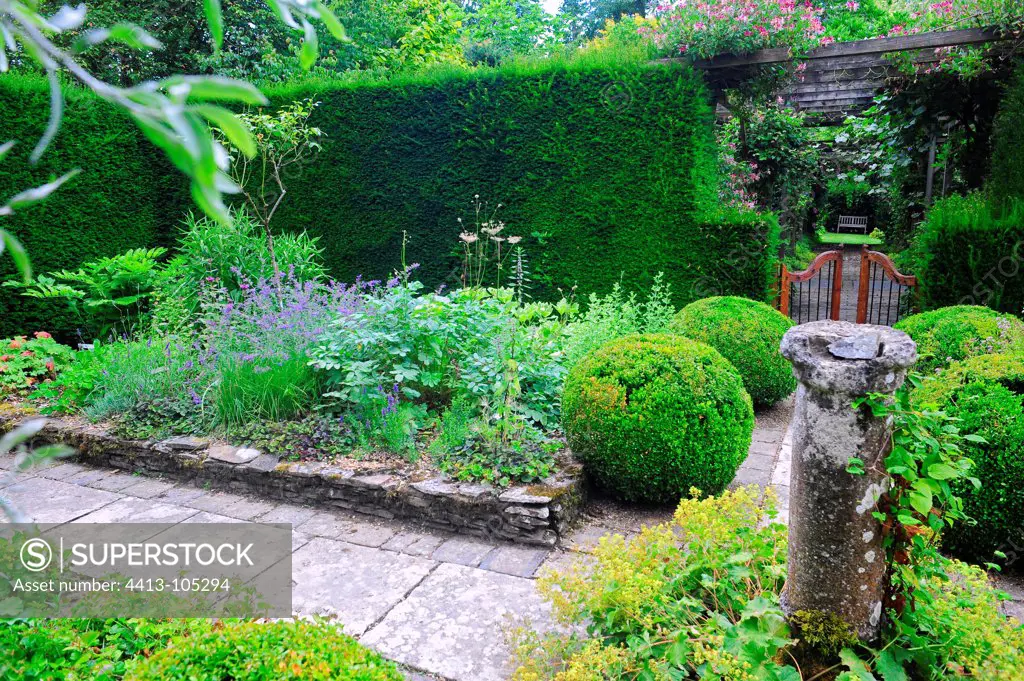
[{"xmin": 655, "ymin": 27, "xmax": 1007, "ymax": 71}]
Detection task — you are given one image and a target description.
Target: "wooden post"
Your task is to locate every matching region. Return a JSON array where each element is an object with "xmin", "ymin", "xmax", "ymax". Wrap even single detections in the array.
[
  {"xmin": 856, "ymin": 245, "xmax": 871, "ymax": 324},
  {"xmin": 924, "ymin": 135, "xmax": 938, "ymax": 206},
  {"xmin": 779, "ymin": 264, "xmax": 791, "ymax": 317},
  {"xmin": 830, "ymin": 254, "xmax": 843, "ymax": 321}
]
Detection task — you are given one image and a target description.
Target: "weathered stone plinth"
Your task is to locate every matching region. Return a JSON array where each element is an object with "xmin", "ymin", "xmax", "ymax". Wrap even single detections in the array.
[{"xmin": 779, "ymin": 321, "xmax": 916, "ymax": 641}]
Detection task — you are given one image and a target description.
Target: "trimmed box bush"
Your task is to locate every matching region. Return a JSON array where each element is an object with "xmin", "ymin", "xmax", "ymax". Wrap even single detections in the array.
[
  {"xmin": 668, "ymin": 296, "xmax": 795, "ymax": 407},
  {"xmin": 562, "ymin": 333, "xmax": 754, "ymax": 503},
  {"xmin": 894, "ymin": 305, "xmax": 1024, "ymax": 375},
  {"xmin": 125, "ymin": 620, "xmax": 403, "ymax": 681},
  {"xmin": 914, "ymin": 353, "xmax": 1024, "ymax": 565}
]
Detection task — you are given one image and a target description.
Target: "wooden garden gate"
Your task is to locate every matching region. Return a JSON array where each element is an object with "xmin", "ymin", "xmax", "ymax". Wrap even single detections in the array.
[{"xmin": 778, "ymin": 247, "xmax": 917, "ymax": 326}]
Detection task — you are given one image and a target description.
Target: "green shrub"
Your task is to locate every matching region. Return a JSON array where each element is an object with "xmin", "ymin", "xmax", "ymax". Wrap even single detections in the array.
[
  {"xmin": 6, "ymin": 247, "xmax": 168, "ymax": 341},
  {"xmin": 914, "ymin": 193, "xmax": 1024, "ymax": 314},
  {"xmin": 125, "ymin": 620, "xmax": 402, "ymax": 681},
  {"xmin": 150, "ymin": 210, "xmax": 327, "ymax": 333},
  {"xmin": 990, "ymin": 63, "xmax": 1024, "ymax": 208},
  {"xmin": 173, "ymin": 210, "xmax": 326, "ymax": 294},
  {"xmin": 0, "ymin": 332, "xmax": 76, "ymax": 394},
  {"xmin": 894, "ymin": 305, "xmax": 1024, "ymax": 375},
  {"xmin": 913, "ymin": 353, "xmax": 1024, "ymax": 564},
  {"xmin": 560, "ymin": 274, "xmax": 675, "ymax": 371},
  {"xmin": 513, "ymin": 488, "xmax": 1024, "ymax": 681},
  {"xmin": 561, "ymin": 333, "xmax": 753, "ymax": 502},
  {"xmin": 668, "ymin": 296, "xmax": 795, "ymax": 407},
  {"xmin": 0, "ymin": 618, "xmax": 211, "ymax": 681}
]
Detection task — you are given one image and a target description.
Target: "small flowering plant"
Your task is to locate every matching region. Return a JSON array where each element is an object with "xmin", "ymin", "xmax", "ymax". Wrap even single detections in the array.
[
  {"xmin": 0, "ymin": 333, "xmax": 76, "ymax": 393},
  {"xmin": 650, "ymin": 0, "xmax": 828, "ymax": 60},
  {"xmin": 457, "ymin": 195, "xmax": 526, "ymax": 289}
]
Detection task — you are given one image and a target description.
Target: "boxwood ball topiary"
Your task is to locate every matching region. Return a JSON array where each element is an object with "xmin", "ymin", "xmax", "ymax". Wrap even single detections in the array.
[
  {"xmin": 913, "ymin": 353, "xmax": 1024, "ymax": 565},
  {"xmin": 668, "ymin": 296, "xmax": 796, "ymax": 407},
  {"xmin": 894, "ymin": 305, "xmax": 1024, "ymax": 375},
  {"xmin": 125, "ymin": 620, "xmax": 403, "ymax": 681},
  {"xmin": 562, "ymin": 333, "xmax": 754, "ymax": 503}
]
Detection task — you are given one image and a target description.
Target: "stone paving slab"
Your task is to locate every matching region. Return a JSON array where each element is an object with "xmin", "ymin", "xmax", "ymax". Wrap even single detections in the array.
[
  {"xmin": 36, "ymin": 461, "xmax": 90, "ymax": 481},
  {"xmin": 563, "ymin": 523, "xmax": 627, "ymax": 554},
  {"xmin": 214, "ymin": 496, "xmax": 279, "ymax": 521},
  {"xmin": 119, "ymin": 478, "xmax": 179, "ymax": 499},
  {"xmin": 184, "ymin": 489, "xmax": 256, "ymax": 514},
  {"xmin": 292, "ymin": 537, "xmax": 436, "ymax": 636},
  {"xmin": 256, "ymin": 503, "xmax": 318, "ymax": 527},
  {"xmin": 479, "ymin": 545, "xmax": 549, "ymax": 578},
  {"xmin": 89, "ymin": 470, "xmax": 147, "ymax": 492},
  {"xmin": 180, "ymin": 510, "xmax": 246, "ymax": 524},
  {"xmin": 297, "ymin": 511, "xmax": 398, "ymax": 548},
  {"xmin": 152, "ymin": 484, "xmax": 208, "ymax": 505},
  {"xmin": 383, "ymin": 530, "xmax": 446, "ymax": 558},
  {"xmin": 65, "ymin": 467, "xmax": 119, "ymax": 487},
  {"xmin": 430, "ymin": 536, "xmax": 495, "ymax": 567},
  {"xmin": 1, "ymin": 476, "xmax": 122, "ymax": 523},
  {"xmin": 361, "ymin": 563, "xmax": 557, "ymax": 681},
  {"xmin": 73, "ymin": 496, "xmax": 199, "ymax": 524}
]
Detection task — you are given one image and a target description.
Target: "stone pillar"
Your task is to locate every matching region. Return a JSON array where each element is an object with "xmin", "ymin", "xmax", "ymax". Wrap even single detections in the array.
[{"xmin": 779, "ymin": 321, "xmax": 916, "ymax": 641}]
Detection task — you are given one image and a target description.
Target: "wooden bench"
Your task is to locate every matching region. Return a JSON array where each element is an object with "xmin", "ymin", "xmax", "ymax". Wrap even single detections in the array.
[{"xmin": 837, "ymin": 215, "xmax": 869, "ymax": 235}]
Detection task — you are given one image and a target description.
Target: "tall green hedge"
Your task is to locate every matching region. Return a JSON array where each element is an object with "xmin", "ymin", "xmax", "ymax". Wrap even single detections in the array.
[
  {"xmin": 1, "ymin": 59, "xmax": 782, "ymax": 337},
  {"xmin": 0, "ymin": 74, "xmax": 187, "ymax": 338},
  {"xmin": 990, "ymin": 62, "xmax": 1024, "ymax": 208},
  {"xmin": 915, "ymin": 193, "xmax": 1024, "ymax": 314},
  {"xmin": 263, "ymin": 60, "xmax": 773, "ymax": 304}
]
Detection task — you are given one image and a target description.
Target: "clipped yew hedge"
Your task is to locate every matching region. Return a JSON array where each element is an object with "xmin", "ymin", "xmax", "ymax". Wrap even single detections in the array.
[
  {"xmin": 0, "ymin": 74, "xmax": 187, "ymax": 338},
  {"xmin": 1, "ymin": 58, "xmax": 783, "ymax": 335},
  {"xmin": 263, "ymin": 60, "xmax": 780, "ymax": 305}
]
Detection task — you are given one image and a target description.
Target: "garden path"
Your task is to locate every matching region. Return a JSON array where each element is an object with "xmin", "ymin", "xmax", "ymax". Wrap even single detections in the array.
[{"xmin": 2, "ymin": 399, "xmax": 1019, "ymax": 680}]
